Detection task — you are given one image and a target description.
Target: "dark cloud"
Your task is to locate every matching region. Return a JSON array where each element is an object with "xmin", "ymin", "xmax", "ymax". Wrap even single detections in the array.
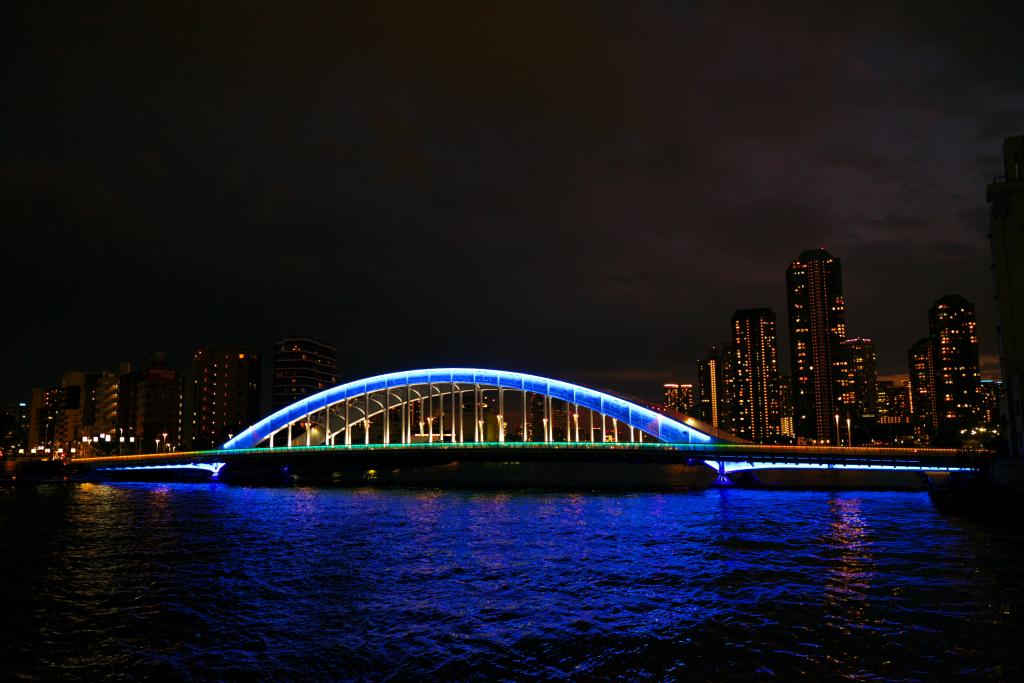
[{"xmin": 2, "ymin": 1, "xmax": 1021, "ymax": 402}]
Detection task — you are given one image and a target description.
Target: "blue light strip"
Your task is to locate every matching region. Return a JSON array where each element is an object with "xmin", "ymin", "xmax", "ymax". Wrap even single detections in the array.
[
  {"xmin": 95, "ymin": 462, "xmax": 226, "ymax": 476},
  {"xmin": 222, "ymin": 368, "xmax": 715, "ymax": 449},
  {"xmin": 704, "ymin": 461, "xmax": 974, "ymax": 473}
]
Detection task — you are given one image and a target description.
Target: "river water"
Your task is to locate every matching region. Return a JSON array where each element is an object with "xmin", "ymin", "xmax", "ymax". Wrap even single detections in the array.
[{"xmin": 1, "ymin": 483, "xmax": 1022, "ymax": 680}]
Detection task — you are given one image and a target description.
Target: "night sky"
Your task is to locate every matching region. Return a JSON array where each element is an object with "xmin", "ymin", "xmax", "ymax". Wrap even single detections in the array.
[{"xmin": 3, "ymin": 2, "xmax": 1022, "ymax": 405}]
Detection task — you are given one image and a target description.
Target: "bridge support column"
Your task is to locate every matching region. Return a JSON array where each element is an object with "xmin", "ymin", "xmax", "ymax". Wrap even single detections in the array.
[
  {"xmin": 269, "ymin": 431, "xmax": 275, "ymax": 449},
  {"xmin": 288, "ymin": 423, "xmax": 292, "ymax": 448},
  {"xmin": 450, "ymin": 385, "xmax": 456, "ymax": 444},
  {"xmin": 589, "ymin": 409, "xmax": 594, "ymax": 443},
  {"xmin": 522, "ymin": 391, "xmax": 528, "ymax": 442},
  {"xmin": 715, "ymin": 461, "xmax": 732, "ymax": 486},
  {"xmin": 345, "ymin": 400, "xmax": 351, "ymax": 446},
  {"xmin": 437, "ymin": 385, "xmax": 444, "ymax": 443},
  {"xmin": 401, "ymin": 385, "xmax": 407, "ymax": 444},
  {"xmin": 365, "ymin": 392, "xmax": 370, "ymax": 445},
  {"xmin": 384, "ymin": 389, "xmax": 390, "ymax": 445},
  {"xmin": 544, "ymin": 396, "xmax": 551, "ymax": 441},
  {"xmin": 498, "ymin": 389, "xmax": 505, "ymax": 443},
  {"xmin": 324, "ymin": 406, "xmax": 331, "ymax": 446},
  {"xmin": 565, "ymin": 401, "xmax": 571, "ymax": 443},
  {"xmin": 474, "ymin": 385, "xmax": 480, "ymax": 442},
  {"xmin": 427, "ymin": 383, "xmax": 433, "ymax": 442}
]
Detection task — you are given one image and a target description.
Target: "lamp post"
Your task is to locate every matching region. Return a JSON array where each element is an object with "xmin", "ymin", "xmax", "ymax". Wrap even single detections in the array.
[
  {"xmin": 834, "ymin": 413, "xmax": 840, "ymax": 446},
  {"xmin": 846, "ymin": 418, "xmax": 852, "ymax": 448},
  {"xmin": 162, "ymin": 432, "xmax": 169, "ymax": 452}
]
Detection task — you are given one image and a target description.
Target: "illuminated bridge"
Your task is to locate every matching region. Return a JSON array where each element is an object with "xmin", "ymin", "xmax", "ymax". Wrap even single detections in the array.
[{"xmin": 69, "ymin": 368, "xmax": 986, "ymax": 486}]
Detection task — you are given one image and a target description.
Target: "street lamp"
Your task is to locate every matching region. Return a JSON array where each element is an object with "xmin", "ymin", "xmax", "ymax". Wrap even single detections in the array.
[
  {"xmin": 846, "ymin": 417, "xmax": 852, "ymax": 447},
  {"xmin": 834, "ymin": 414, "xmax": 841, "ymax": 446}
]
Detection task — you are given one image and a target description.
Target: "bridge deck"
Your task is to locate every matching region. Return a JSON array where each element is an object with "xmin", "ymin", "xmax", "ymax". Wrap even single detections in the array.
[{"xmin": 69, "ymin": 441, "xmax": 987, "ymax": 472}]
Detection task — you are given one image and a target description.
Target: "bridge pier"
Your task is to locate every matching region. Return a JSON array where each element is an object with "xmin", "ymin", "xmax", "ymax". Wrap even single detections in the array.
[{"xmin": 715, "ymin": 460, "xmax": 733, "ymax": 486}]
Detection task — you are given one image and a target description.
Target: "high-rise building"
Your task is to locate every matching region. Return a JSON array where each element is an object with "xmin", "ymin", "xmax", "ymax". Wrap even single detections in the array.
[
  {"xmin": 929, "ymin": 295, "xmax": 981, "ymax": 435},
  {"xmin": 28, "ymin": 386, "xmax": 62, "ymax": 451},
  {"xmin": 188, "ymin": 347, "xmax": 261, "ymax": 450},
  {"xmin": 786, "ymin": 249, "xmax": 847, "ymax": 443},
  {"xmin": 94, "ymin": 363, "xmax": 134, "ymax": 436},
  {"xmin": 730, "ymin": 308, "xmax": 781, "ymax": 442},
  {"xmin": 273, "ymin": 336, "xmax": 339, "ymax": 412},
  {"xmin": 778, "ymin": 374, "xmax": 795, "ymax": 439},
  {"xmin": 986, "ymin": 135, "xmax": 1024, "ymax": 457},
  {"xmin": 55, "ymin": 371, "xmax": 99, "ymax": 448},
  {"xmin": 908, "ymin": 337, "xmax": 938, "ymax": 440},
  {"xmin": 978, "ymin": 379, "xmax": 1004, "ymax": 431},
  {"xmin": 135, "ymin": 354, "xmax": 183, "ymax": 452},
  {"xmin": 838, "ymin": 337, "xmax": 878, "ymax": 443},
  {"xmin": 0, "ymin": 402, "xmax": 30, "ymax": 457},
  {"xmin": 876, "ymin": 380, "xmax": 914, "ymax": 444},
  {"xmin": 662, "ymin": 383, "xmax": 695, "ymax": 414},
  {"xmin": 696, "ymin": 344, "xmax": 734, "ymax": 431}
]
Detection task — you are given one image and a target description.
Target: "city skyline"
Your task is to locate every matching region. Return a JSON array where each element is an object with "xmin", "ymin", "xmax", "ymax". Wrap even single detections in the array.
[
  {"xmin": 0, "ymin": 249, "xmax": 1004, "ymax": 407},
  {"xmin": 3, "ymin": 4, "xmax": 1021, "ymax": 405}
]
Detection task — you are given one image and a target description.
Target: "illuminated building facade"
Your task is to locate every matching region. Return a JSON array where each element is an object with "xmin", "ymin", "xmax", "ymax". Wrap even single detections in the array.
[
  {"xmin": 730, "ymin": 308, "xmax": 781, "ymax": 442},
  {"xmin": 135, "ymin": 354, "xmax": 183, "ymax": 451},
  {"xmin": 978, "ymin": 379, "xmax": 1004, "ymax": 430},
  {"xmin": 0, "ymin": 402, "xmax": 30, "ymax": 456},
  {"xmin": 28, "ymin": 387, "xmax": 62, "ymax": 450},
  {"xmin": 987, "ymin": 134, "xmax": 1024, "ymax": 457},
  {"xmin": 908, "ymin": 337, "xmax": 938, "ymax": 440},
  {"xmin": 838, "ymin": 337, "xmax": 878, "ymax": 443},
  {"xmin": 786, "ymin": 249, "xmax": 846, "ymax": 443},
  {"xmin": 876, "ymin": 380, "xmax": 913, "ymax": 443},
  {"xmin": 778, "ymin": 374, "xmax": 795, "ymax": 439},
  {"xmin": 696, "ymin": 344, "xmax": 734, "ymax": 431},
  {"xmin": 188, "ymin": 347, "xmax": 261, "ymax": 449},
  {"xmin": 94, "ymin": 365, "xmax": 128, "ymax": 435},
  {"xmin": 55, "ymin": 371, "xmax": 99, "ymax": 448},
  {"xmin": 662, "ymin": 383, "xmax": 695, "ymax": 414},
  {"xmin": 272, "ymin": 336, "xmax": 339, "ymax": 412},
  {"xmin": 929, "ymin": 294, "xmax": 981, "ymax": 433}
]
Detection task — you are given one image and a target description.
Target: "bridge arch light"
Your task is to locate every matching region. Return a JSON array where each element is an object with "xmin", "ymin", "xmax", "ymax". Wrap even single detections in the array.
[{"xmin": 222, "ymin": 368, "xmax": 721, "ymax": 450}]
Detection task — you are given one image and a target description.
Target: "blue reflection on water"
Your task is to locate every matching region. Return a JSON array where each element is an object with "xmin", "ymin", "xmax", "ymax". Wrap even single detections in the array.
[{"xmin": 0, "ymin": 484, "xmax": 1021, "ymax": 680}]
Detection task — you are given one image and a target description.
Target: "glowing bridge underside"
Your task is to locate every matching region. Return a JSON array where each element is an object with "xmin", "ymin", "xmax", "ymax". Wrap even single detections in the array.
[{"xmin": 224, "ymin": 368, "xmax": 724, "ymax": 451}]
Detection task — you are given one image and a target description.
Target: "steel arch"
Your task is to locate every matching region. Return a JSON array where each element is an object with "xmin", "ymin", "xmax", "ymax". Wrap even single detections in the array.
[{"xmin": 222, "ymin": 368, "xmax": 721, "ymax": 450}]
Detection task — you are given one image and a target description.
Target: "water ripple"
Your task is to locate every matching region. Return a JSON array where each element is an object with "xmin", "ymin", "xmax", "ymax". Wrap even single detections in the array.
[{"xmin": 1, "ymin": 484, "xmax": 1022, "ymax": 680}]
